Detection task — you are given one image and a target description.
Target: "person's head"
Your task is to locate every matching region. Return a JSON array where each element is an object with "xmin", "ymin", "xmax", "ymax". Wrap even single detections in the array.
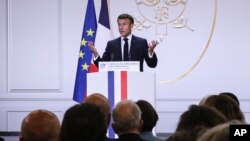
[
  {"xmin": 20, "ymin": 109, "xmax": 60, "ymax": 141},
  {"xmin": 136, "ymin": 100, "xmax": 158, "ymax": 132},
  {"xmin": 167, "ymin": 126, "xmax": 207, "ymax": 141},
  {"xmin": 197, "ymin": 120, "xmax": 243, "ymax": 141},
  {"xmin": 60, "ymin": 103, "xmax": 106, "ymax": 141},
  {"xmin": 201, "ymin": 94, "xmax": 245, "ymax": 122},
  {"xmin": 112, "ymin": 100, "xmax": 142, "ymax": 135},
  {"xmin": 117, "ymin": 13, "xmax": 134, "ymax": 37},
  {"xmin": 176, "ymin": 105, "xmax": 227, "ymax": 132},
  {"xmin": 83, "ymin": 93, "xmax": 111, "ymax": 129},
  {"xmin": 219, "ymin": 92, "xmax": 240, "ymax": 106}
]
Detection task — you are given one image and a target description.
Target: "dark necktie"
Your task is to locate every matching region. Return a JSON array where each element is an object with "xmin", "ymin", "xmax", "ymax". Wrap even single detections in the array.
[{"xmin": 123, "ymin": 38, "xmax": 129, "ymax": 61}]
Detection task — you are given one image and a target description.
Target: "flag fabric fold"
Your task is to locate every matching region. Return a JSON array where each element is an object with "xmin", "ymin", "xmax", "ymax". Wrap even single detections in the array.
[
  {"xmin": 95, "ymin": 0, "xmax": 111, "ymax": 57},
  {"xmin": 73, "ymin": 0, "xmax": 97, "ymax": 103}
]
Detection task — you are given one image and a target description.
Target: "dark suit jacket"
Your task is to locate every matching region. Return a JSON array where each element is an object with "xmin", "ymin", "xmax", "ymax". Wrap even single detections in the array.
[
  {"xmin": 118, "ymin": 133, "xmax": 146, "ymax": 141},
  {"xmin": 94, "ymin": 35, "xmax": 157, "ymax": 71}
]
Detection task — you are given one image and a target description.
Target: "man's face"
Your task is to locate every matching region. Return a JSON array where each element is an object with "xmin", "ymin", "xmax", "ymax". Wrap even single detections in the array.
[{"xmin": 118, "ymin": 18, "xmax": 133, "ymax": 37}]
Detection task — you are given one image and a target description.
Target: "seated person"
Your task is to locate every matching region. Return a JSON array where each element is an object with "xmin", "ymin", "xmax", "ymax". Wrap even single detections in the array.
[
  {"xmin": 20, "ymin": 109, "xmax": 60, "ymax": 141},
  {"xmin": 136, "ymin": 100, "xmax": 163, "ymax": 141},
  {"xmin": 60, "ymin": 103, "xmax": 107, "ymax": 141},
  {"xmin": 83, "ymin": 93, "xmax": 117, "ymax": 141},
  {"xmin": 112, "ymin": 100, "xmax": 145, "ymax": 141}
]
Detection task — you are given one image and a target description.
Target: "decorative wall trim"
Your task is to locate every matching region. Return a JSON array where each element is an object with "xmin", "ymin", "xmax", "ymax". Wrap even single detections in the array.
[{"xmin": 6, "ymin": 0, "xmax": 63, "ymax": 93}]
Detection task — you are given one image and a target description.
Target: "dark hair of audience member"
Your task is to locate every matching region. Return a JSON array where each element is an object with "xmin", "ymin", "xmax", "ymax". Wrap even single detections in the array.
[
  {"xmin": 60, "ymin": 103, "xmax": 106, "ymax": 141},
  {"xmin": 175, "ymin": 105, "xmax": 227, "ymax": 132},
  {"xmin": 219, "ymin": 92, "xmax": 240, "ymax": 106},
  {"xmin": 136, "ymin": 100, "xmax": 158, "ymax": 132},
  {"xmin": 201, "ymin": 94, "xmax": 245, "ymax": 122},
  {"xmin": 83, "ymin": 93, "xmax": 111, "ymax": 129}
]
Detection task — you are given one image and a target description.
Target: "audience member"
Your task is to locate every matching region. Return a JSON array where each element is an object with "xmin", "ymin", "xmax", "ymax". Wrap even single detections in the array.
[
  {"xmin": 20, "ymin": 109, "xmax": 60, "ymax": 141},
  {"xmin": 60, "ymin": 103, "xmax": 106, "ymax": 141},
  {"xmin": 83, "ymin": 93, "xmax": 116, "ymax": 141},
  {"xmin": 219, "ymin": 92, "xmax": 240, "ymax": 106},
  {"xmin": 200, "ymin": 94, "xmax": 245, "ymax": 122},
  {"xmin": 0, "ymin": 137, "xmax": 4, "ymax": 141},
  {"xmin": 166, "ymin": 126, "xmax": 206, "ymax": 141},
  {"xmin": 175, "ymin": 105, "xmax": 227, "ymax": 132},
  {"xmin": 136, "ymin": 100, "xmax": 163, "ymax": 141},
  {"xmin": 83, "ymin": 93, "xmax": 111, "ymax": 127},
  {"xmin": 167, "ymin": 105, "xmax": 227, "ymax": 141},
  {"xmin": 112, "ymin": 100, "xmax": 145, "ymax": 141},
  {"xmin": 197, "ymin": 120, "xmax": 242, "ymax": 141}
]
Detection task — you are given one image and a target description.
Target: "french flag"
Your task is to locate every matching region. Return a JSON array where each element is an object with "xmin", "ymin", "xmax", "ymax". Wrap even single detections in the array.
[{"xmin": 95, "ymin": 0, "xmax": 112, "ymax": 59}]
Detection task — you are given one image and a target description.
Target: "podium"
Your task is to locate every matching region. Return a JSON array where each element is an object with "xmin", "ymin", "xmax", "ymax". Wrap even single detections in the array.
[
  {"xmin": 87, "ymin": 71, "xmax": 156, "ymax": 108},
  {"xmin": 87, "ymin": 71, "xmax": 156, "ymax": 137}
]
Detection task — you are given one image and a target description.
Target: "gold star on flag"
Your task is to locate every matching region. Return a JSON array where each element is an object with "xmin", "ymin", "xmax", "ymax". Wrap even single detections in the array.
[
  {"xmin": 86, "ymin": 28, "xmax": 95, "ymax": 36},
  {"xmin": 82, "ymin": 63, "xmax": 89, "ymax": 71},
  {"xmin": 79, "ymin": 50, "xmax": 85, "ymax": 59},
  {"xmin": 81, "ymin": 38, "xmax": 87, "ymax": 46}
]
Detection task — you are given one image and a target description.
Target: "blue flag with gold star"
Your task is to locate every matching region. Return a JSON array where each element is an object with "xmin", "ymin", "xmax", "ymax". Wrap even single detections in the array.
[{"xmin": 73, "ymin": 0, "xmax": 98, "ymax": 103}]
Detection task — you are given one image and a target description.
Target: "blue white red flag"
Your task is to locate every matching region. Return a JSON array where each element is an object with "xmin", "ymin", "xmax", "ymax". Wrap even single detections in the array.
[{"xmin": 95, "ymin": 0, "xmax": 112, "ymax": 58}]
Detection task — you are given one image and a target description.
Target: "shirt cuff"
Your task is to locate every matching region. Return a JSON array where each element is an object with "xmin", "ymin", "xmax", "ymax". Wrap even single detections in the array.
[{"xmin": 148, "ymin": 52, "xmax": 154, "ymax": 58}]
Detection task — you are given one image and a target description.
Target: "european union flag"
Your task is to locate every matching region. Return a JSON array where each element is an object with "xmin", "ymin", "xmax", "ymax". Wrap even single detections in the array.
[{"xmin": 73, "ymin": 0, "xmax": 97, "ymax": 103}]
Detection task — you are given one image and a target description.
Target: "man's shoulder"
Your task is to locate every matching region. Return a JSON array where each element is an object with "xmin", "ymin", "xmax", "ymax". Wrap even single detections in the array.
[
  {"xmin": 109, "ymin": 37, "xmax": 120, "ymax": 43},
  {"xmin": 132, "ymin": 35, "xmax": 147, "ymax": 42}
]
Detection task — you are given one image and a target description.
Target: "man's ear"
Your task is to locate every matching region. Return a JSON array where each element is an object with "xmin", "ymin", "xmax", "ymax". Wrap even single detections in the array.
[{"xmin": 138, "ymin": 119, "xmax": 144, "ymax": 132}]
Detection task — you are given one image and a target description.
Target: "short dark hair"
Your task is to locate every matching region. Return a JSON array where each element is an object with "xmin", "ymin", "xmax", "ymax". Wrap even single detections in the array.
[
  {"xmin": 60, "ymin": 103, "xmax": 106, "ymax": 141},
  {"xmin": 219, "ymin": 92, "xmax": 240, "ymax": 106},
  {"xmin": 117, "ymin": 13, "xmax": 134, "ymax": 24},
  {"xmin": 136, "ymin": 100, "xmax": 158, "ymax": 132}
]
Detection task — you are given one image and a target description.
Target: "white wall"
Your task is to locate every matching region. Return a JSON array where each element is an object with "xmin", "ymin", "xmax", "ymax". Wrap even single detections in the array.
[{"xmin": 0, "ymin": 0, "xmax": 250, "ymax": 134}]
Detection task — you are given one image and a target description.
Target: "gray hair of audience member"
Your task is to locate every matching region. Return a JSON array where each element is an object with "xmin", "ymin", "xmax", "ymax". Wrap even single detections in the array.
[
  {"xmin": 20, "ymin": 109, "xmax": 60, "ymax": 141},
  {"xmin": 197, "ymin": 120, "xmax": 242, "ymax": 141},
  {"xmin": 112, "ymin": 100, "xmax": 142, "ymax": 134},
  {"xmin": 83, "ymin": 93, "xmax": 111, "ymax": 128}
]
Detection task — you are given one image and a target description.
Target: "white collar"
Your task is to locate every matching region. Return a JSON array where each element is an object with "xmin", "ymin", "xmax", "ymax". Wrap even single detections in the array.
[{"xmin": 121, "ymin": 34, "xmax": 132, "ymax": 41}]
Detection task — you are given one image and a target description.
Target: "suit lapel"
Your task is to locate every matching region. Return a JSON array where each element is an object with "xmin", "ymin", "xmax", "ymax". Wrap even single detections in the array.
[
  {"xmin": 114, "ymin": 38, "xmax": 122, "ymax": 61},
  {"xmin": 130, "ymin": 35, "xmax": 137, "ymax": 60}
]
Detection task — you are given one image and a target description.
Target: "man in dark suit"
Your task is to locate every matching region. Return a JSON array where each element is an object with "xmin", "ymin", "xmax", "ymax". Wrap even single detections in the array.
[{"xmin": 88, "ymin": 13, "xmax": 158, "ymax": 72}]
